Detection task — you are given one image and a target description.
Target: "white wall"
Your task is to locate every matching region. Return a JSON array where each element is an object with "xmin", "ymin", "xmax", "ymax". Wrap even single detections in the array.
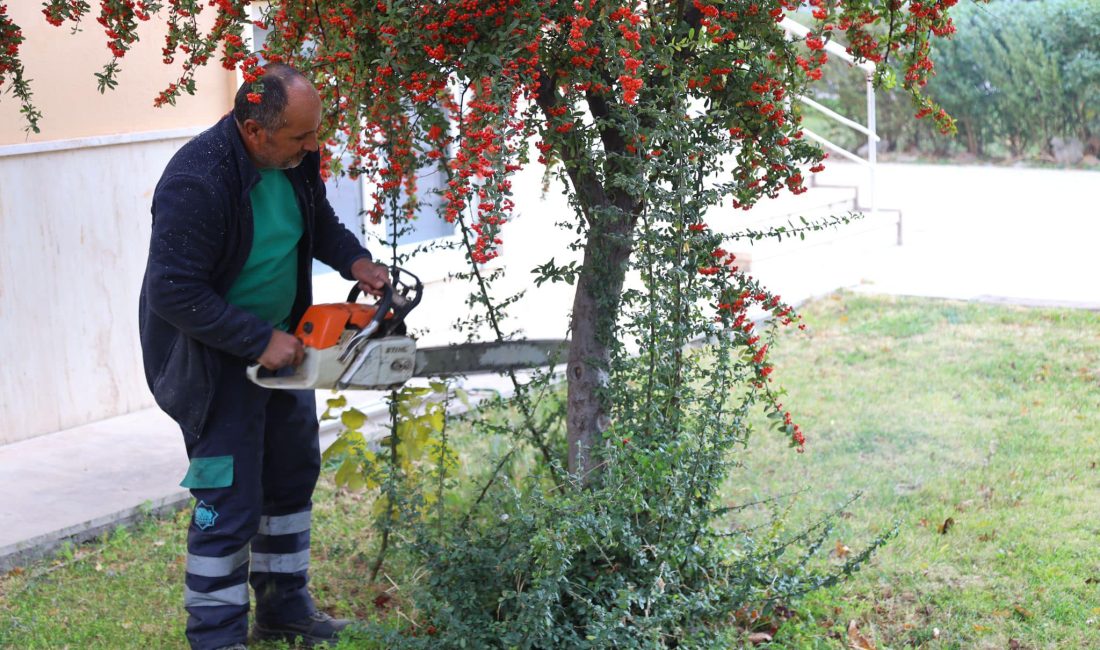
[{"xmin": 0, "ymin": 137, "xmax": 194, "ymax": 443}]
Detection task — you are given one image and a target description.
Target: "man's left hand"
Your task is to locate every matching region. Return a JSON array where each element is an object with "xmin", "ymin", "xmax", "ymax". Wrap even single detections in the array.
[{"xmin": 351, "ymin": 258, "xmax": 390, "ymax": 297}]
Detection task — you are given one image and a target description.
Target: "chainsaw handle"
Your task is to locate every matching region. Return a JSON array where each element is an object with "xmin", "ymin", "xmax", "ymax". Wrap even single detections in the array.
[
  {"xmin": 348, "ymin": 282, "xmax": 394, "ymax": 328},
  {"xmin": 346, "ymin": 282, "xmax": 390, "ymax": 304},
  {"xmin": 347, "ymin": 266, "xmax": 422, "ymax": 335},
  {"xmin": 245, "ymin": 362, "xmax": 289, "ymax": 389},
  {"xmin": 246, "ymin": 362, "xmax": 265, "ymax": 385},
  {"xmin": 246, "ymin": 348, "xmax": 323, "ymax": 390}
]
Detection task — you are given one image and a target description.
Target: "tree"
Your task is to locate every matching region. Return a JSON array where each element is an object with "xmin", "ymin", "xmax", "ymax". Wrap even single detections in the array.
[
  {"xmin": 0, "ymin": 0, "xmax": 955, "ymax": 475},
  {"xmin": 0, "ymin": 0, "xmax": 963, "ymax": 643}
]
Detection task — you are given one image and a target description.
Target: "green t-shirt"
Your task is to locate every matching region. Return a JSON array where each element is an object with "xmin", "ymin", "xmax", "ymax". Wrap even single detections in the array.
[{"xmin": 225, "ymin": 169, "xmax": 303, "ymax": 330}]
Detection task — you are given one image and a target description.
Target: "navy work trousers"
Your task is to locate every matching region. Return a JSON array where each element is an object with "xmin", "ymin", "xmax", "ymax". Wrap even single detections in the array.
[{"xmin": 180, "ymin": 357, "xmax": 321, "ymax": 650}]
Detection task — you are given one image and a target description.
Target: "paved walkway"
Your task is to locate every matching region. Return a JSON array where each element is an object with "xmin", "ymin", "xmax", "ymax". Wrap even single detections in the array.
[{"xmin": 1, "ymin": 162, "xmax": 1097, "ymax": 571}]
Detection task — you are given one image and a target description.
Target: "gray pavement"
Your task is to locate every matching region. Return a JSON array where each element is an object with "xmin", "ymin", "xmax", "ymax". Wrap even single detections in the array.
[{"xmin": 1, "ymin": 162, "xmax": 1097, "ymax": 572}]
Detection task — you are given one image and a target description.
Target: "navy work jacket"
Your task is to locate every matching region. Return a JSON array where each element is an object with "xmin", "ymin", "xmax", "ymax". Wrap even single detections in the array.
[{"xmin": 139, "ymin": 114, "xmax": 370, "ymax": 436}]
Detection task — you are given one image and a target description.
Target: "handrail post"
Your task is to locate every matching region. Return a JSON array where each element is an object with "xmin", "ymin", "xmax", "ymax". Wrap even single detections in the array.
[{"xmin": 865, "ymin": 71, "xmax": 877, "ymax": 223}]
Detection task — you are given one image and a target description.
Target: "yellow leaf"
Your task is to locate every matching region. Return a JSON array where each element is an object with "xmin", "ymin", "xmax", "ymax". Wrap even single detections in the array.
[
  {"xmin": 322, "ymin": 436, "xmax": 350, "ymax": 461},
  {"xmin": 327, "ymin": 395, "xmax": 347, "ymax": 409},
  {"xmin": 345, "ymin": 430, "xmax": 367, "ymax": 451},
  {"xmin": 342, "ymin": 408, "xmax": 366, "ymax": 430},
  {"xmin": 335, "ymin": 458, "xmax": 358, "ymax": 488},
  {"xmin": 428, "ymin": 408, "xmax": 445, "ymax": 433},
  {"xmin": 831, "ymin": 540, "xmax": 851, "ymax": 560},
  {"xmin": 372, "ymin": 494, "xmax": 390, "ymax": 517},
  {"xmin": 344, "ymin": 469, "xmax": 366, "ymax": 492}
]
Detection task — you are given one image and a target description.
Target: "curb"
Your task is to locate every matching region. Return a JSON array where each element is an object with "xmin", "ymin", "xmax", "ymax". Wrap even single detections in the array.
[{"xmin": 0, "ymin": 491, "xmax": 191, "ymax": 573}]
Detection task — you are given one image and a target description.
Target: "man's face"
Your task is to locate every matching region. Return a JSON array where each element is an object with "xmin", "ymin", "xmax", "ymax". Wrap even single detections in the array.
[{"xmin": 244, "ymin": 81, "xmax": 322, "ymax": 170}]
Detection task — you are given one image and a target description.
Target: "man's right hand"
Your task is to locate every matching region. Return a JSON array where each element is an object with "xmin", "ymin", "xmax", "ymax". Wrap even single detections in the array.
[{"xmin": 257, "ymin": 330, "xmax": 305, "ymax": 370}]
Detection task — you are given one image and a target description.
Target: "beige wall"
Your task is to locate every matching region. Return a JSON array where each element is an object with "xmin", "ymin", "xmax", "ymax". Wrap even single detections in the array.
[
  {"xmin": 0, "ymin": 138, "xmax": 190, "ymax": 442},
  {"xmin": 0, "ymin": 3, "xmax": 236, "ymax": 145}
]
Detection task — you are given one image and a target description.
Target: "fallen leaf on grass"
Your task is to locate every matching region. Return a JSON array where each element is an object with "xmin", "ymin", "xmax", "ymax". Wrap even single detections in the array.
[
  {"xmin": 978, "ymin": 531, "xmax": 997, "ymax": 542},
  {"xmin": 747, "ymin": 632, "xmax": 773, "ymax": 644},
  {"xmin": 373, "ymin": 592, "xmax": 393, "ymax": 610},
  {"xmin": 938, "ymin": 517, "xmax": 955, "ymax": 535},
  {"xmin": 831, "ymin": 540, "xmax": 851, "ymax": 560},
  {"xmin": 1085, "ymin": 576, "xmax": 1100, "ymax": 585},
  {"xmin": 847, "ymin": 620, "xmax": 876, "ymax": 650},
  {"xmin": 1013, "ymin": 605, "xmax": 1033, "ymax": 620},
  {"xmin": 918, "ymin": 518, "xmax": 930, "ymax": 528}
]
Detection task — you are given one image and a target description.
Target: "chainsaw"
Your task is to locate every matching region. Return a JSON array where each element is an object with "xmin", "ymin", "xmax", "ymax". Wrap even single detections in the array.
[{"xmin": 246, "ymin": 266, "xmax": 567, "ymax": 391}]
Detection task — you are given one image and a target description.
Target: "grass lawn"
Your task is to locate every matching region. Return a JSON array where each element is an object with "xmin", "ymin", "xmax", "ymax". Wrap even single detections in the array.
[
  {"xmin": 1, "ymin": 293, "xmax": 1097, "ymax": 649},
  {"xmin": 738, "ymin": 294, "xmax": 1100, "ymax": 649}
]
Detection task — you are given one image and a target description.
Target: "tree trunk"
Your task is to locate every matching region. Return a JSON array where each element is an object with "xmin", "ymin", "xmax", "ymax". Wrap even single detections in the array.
[
  {"xmin": 566, "ymin": 213, "xmax": 636, "ymax": 478},
  {"xmin": 532, "ymin": 71, "xmax": 643, "ymax": 479}
]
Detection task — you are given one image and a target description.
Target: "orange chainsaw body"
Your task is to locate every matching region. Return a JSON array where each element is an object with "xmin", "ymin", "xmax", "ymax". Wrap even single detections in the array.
[{"xmin": 295, "ymin": 303, "xmax": 393, "ymax": 350}]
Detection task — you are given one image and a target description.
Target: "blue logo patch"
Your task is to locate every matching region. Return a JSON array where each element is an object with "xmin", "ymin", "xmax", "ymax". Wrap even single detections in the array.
[{"xmin": 193, "ymin": 501, "xmax": 219, "ymax": 530}]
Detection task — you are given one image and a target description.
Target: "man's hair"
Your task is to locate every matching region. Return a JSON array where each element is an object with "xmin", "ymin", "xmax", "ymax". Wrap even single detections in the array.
[{"xmin": 233, "ymin": 63, "xmax": 308, "ymax": 131}]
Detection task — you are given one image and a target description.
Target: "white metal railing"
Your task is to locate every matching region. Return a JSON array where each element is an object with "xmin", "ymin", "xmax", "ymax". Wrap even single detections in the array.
[{"xmin": 780, "ymin": 17, "xmax": 879, "ymax": 222}]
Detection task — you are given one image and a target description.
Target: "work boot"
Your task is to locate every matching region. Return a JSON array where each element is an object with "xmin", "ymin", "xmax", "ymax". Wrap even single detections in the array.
[{"xmin": 252, "ymin": 611, "xmax": 352, "ymax": 647}]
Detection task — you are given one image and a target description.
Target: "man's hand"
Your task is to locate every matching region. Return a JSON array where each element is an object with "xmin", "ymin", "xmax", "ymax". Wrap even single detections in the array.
[
  {"xmin": 351, "ymin": 258, "xmax": 390, "ymax": 297},
  {"xmin": 257, "ymin": 330, "xmax": 305, "ymax": 370}
]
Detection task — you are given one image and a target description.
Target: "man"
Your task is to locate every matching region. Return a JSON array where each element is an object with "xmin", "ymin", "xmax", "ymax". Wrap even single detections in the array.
[{"xmin": 139, "ymin": 63, "xmax": 388, "ymax": 650}]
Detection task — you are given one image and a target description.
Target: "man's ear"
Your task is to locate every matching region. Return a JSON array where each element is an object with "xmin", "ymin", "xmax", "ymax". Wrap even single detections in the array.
[{"xmin": 240, "ymin": 118, "xmax": 265, "ymax": 142}]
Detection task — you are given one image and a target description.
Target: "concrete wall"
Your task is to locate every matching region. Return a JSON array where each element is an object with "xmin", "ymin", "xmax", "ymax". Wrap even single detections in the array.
[
  {"xmin": 0, "ymin": 4, "xmax": 240, "ymax": 443},
  {"xmin": 0, "ymin": 136, "xmax": 203, "ymax": 443}
]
